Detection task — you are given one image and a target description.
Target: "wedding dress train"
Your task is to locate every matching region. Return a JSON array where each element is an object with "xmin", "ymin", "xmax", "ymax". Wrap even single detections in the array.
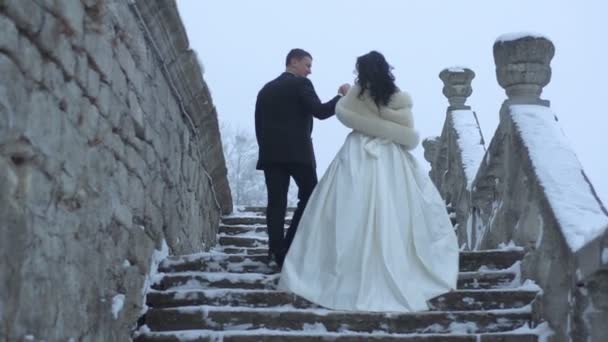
[{"xmin": 278, "ymin": 86, "xmax": 459, "ymax": 312}]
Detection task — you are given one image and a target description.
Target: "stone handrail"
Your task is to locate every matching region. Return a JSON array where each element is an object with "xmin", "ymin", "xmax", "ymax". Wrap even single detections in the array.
[
  {"xmin": 424, "ymin": 34, "xmax": 608, "ymax": 341},
  {"xmin": 424, "ymin": 67, "xmax": 486, "ymax": 247}
]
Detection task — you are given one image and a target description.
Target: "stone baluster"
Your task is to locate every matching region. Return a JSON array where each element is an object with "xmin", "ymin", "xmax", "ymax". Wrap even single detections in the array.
[
  {"xmin": 493, "ymin": 35, "xmax": 555, "ymax": 106},
  {"xmin": 439, "ymin": 67, "xmax": 475, "ymax": 111}
]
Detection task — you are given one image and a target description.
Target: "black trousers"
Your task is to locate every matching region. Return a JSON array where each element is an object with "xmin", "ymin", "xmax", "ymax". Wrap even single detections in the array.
[{"xmin": 263, "ymin": 164, "xmax": 318, "ymax": 261}]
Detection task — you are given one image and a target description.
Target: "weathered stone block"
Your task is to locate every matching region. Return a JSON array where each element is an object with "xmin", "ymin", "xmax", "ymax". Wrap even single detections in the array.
[
  {"xmin": 103, "ymin": 131, "xmax": 125, "ymax": 159},
  {"xmin": 84, "ymin": 26, "xmax": 113, "ymax": 80},
  {"xmin": 38, "ymin": 13, "xmax": 77, "ymax": 77},
  {"xmin": 112, "ymin": 197, "xmax": 133, "ymax": 228},
  {"xmin": 0, "ymin": 14, "xmax": 19, "ymax": 56},
  {"xmin": 125, "ymin": 142, "xmax": 146, "ymax": 172},
  {"xmin": 42, "ymin": 60, "xmax": 66, "ymax": 99},
  {"xmin": 43, "ymin": 0, "xmax": 85, "ymax": 39},
  {"xmin": 18, "ymin": 35, "xmax": 43, "ymax": 83},
  {"xmin": 106, "ymin": 91, "xmax": 126, "ymax": 129},
  {"xmin": 0, "ymin": 56, "xmax": 28, "ymax": 139},
  {"xmin": 84, "ymin": 66, "xmax": 100, "ymax": 100},
  {"xmin": 2, "ymin": 0, "xmax": 44, "ymax": 35},
  {"xmin": 78, "ymin": 99, "xmax": 99, "ymax": 142},
  {"xmin": 116, "ymin": 40, "xmax": 143, "ymax": 95},
  {"xmin": 96, "ymin": 82, "xmax": 111, "ymax": 116},
  {"xmin": 109, "ymin": 59, "xmax": 128, "ymax": 102},
  {"xmin": 23, "ymin": 91, "xmax": 64, "ymax": 156},
  {"xmin": 128, "ymin": 90, "xmax": 145, "ymax": 139},
  {"xmin": 74, "ymin": 48, "xmax": 88, "ymax": 87}
]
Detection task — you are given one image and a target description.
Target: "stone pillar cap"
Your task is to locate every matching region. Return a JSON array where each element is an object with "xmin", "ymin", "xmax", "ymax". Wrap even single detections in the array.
[
  {"xmin": 493, "ymin": 33, "xmax": 555, "ymax": 102},
  {"xmin": 439, "ymin": 67, "xmax": 475, "ymax": 110}
]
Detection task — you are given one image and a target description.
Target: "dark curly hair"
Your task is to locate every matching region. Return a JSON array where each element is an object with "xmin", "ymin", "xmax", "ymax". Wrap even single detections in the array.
[{"xmin": 355, "ymin": 51, "xmax": 397, "ymax": 107}]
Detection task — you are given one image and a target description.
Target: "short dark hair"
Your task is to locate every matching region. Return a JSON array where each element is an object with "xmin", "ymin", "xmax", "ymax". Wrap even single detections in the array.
[{"xmin": 285, "ymin": 48, "xmax": 312, "ymax": 67}]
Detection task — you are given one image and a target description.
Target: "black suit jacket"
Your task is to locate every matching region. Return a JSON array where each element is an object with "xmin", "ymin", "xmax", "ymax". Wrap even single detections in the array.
[{"xmin": 255, "ymin": 72, "xmax": 341, "ymax": 170}]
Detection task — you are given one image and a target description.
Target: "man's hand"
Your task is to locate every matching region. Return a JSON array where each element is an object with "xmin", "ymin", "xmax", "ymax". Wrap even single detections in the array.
[{"xmin": 338, "ymin": 84, "xmax": 351, "ymax": 96}]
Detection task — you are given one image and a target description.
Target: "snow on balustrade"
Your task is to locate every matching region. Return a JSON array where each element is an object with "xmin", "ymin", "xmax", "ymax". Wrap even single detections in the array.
[
  {"xmin": 451, "ymin": 110, "xmax": 486, "ymax": 190},
  {"xmin": 510, "ymin": 105, "xmax": 608, "ymax": 251},
  {"xmin": 495, "ymin": 32, "xmax": 551, "ymax": 43},
  {"xmin": 447, "ymin": 66, "xmax": 467, "ymax": 73}
]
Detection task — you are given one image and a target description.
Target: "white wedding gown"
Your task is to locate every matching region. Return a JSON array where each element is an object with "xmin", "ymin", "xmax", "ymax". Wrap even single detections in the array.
[{"xmin": 278, "ymin": 131, "xmax": 459, "ymax": 312}]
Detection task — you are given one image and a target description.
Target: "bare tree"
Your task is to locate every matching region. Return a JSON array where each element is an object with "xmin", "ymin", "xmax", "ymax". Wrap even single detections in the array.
[{"xmin": 221, "ymin": 122, "xmax": 298, "ymax": 207}]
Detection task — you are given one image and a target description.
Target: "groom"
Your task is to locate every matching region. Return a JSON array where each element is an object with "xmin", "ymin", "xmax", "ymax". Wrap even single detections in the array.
[{"xmin": 255, "ymin": 48, "xmax": 350, "ymax": 267}]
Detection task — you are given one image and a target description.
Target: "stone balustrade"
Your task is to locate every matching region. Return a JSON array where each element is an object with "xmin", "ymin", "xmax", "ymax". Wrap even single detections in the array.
[
  {"xmin": 424, "ymin": 67, "xmax": 486, "ymax": 247},
  {"xmin": 425, "ymin": 34, "xmax": 608, "ymax": 341}
]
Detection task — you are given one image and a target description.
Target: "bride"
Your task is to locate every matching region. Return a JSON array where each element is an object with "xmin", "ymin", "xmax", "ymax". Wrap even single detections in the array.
[{"xmin": 278, "ymin": 51, "xmax": 459, "ymax": 312}]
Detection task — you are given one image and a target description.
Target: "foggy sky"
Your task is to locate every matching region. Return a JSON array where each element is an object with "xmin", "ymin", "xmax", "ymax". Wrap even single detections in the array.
[{"xmin": 176, "ymin": 0, "xmax": 608, "ymax": 204}]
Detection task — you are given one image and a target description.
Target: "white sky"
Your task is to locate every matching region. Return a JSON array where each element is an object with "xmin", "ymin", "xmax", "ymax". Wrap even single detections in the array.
[{"xmin": 176, "ymin": 0, "xmax": 608, "ymax": 205}]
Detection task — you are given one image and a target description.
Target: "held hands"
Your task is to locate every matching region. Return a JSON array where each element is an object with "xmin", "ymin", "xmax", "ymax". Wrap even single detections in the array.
[{"xmin": 338, "ymin": 84, "xmax": 351, "ymax": 96}]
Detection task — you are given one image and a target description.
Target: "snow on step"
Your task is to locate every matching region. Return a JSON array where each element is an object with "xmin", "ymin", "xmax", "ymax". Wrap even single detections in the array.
[
  {"xmin": 159, "ymin": 254, "xmax": 274, "ymax": 274},
  {"xmin": 152, "ymin": 270, "xmax": 517, "ymax": 292},
  {"xmin": 236, "ymin": 206, "xmax": 296, "ymax": 213},
  {"xmin": 142, "ymin": 306, "xmax": 532, "ymax": 334},
  {"xmin": 152, "ymin": 272, "xmax": 279, "ymax": 291},
  {"xmin": 134, "ymin": 330, "xmax": 540, "ymax": 342},
  {"xmin": 146, "ymin": 288, "xmax": 538, "ymax": 311},
  {"xmin": 218, "ymin": 224, "xmax": 283, "ymax": 236},
  {"xmin": 135, "ymin": 210, "xmax": 544, "ymax": 341},
  {"xmin": 158, "ymin": 250, "xmax": 525, "ymax": 273},
  {"xmin": 221, "ymin": 216, "xmax": 291, "ymax": 226},
  {"xmin": 218, "ymin": 235, "xmax": 269, "ymax": 249}
]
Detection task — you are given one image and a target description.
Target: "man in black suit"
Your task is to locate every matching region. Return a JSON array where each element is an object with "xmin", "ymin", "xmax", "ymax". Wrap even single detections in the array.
[{"xmin": 255, "ymin": 48, "xmax": 350, "ymax": 267}]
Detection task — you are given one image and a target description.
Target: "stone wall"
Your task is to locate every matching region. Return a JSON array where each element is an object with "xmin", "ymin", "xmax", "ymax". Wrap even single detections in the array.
[{"xmin": 0, "ymin": 0, "xmax": 231, "ymax": 340}]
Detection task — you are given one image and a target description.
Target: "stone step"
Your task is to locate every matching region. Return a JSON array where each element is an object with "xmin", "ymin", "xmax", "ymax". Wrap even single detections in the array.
[
  {"xmin": 146, "ymin": 288, "xmax": 537, "ymax": 311},
  {"xmin": 429, "ymin": 289, "xmax": 537, "ymax": 311},
  {"xmin": 219, "ymin": 224, "xmax": 291, "ymax": 236},
  {"xmin": 159, "ymin": 254, "xmax": 272, "ymax": 274},
  {"xmin": 151, "ymin": 271, "xmax": 516, "ymax": 292},
  {"xmin": 142, "ymin": 307, "xmax": 532, "ymax": 334},
  {"xmin": 159, "ymin": 250, "xmax": 525, "ymax": 274},
  {"xmin": 237, "ymin": 206, "xmax": 296, "ymax": 213},
  {"xmin": 134, "ymin": 331, "xmax": 539, "ymax": 342},
  {"xmin": 219, "ymin": 247, "xmax": 269, "ymax": 255},
  {"xmin": 218, "ymin": 235, "xmax": 269, "ymax": 249},
  {"xmin": 222, "ymin": 216, "xmax": 291, "ymax": 226},
  {"xmin": 219, "ymin": 224, "xmax": 270, "ymax": 236}
]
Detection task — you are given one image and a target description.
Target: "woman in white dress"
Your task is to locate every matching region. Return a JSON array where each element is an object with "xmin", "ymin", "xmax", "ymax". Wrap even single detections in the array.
[{"xmin": 278, "ymin": 51, "xmax": 459, "ymax": 312}]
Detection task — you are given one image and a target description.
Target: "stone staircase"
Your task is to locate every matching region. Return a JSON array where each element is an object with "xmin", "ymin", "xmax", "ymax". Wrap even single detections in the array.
[{"xmin": 134, "ymin": 208, "xmax": 548, "ymax": 341}]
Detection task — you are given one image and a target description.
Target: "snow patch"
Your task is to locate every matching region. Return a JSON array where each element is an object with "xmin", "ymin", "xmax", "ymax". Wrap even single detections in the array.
[
  {"xmin": 451, "ymin": 110, "xmax": 485, "ymax": 190},
  {"xmin": 446, "ymin": 66, "xmax": 467, "ymax": 73},
  {"xmin": 510, "ymin": 322, "xmax": 554, "ymax": 341},
  {"xmin": 519, "ymin": 279, "xmax": 542, "ymax": 292},
  {"xmin": 602, "ymin": 247, "xmax": 608, "ymax": 264},
  {"xmin": 448, "ymin": 321, "xmax": 478, "ymax": 334},
  {"xmin": 141, "ymin": 239, "xmax": 170, "ymax": 313},
  {"xmin": 303, "ymin": 322, "xmax": 328, "ymax": 332},
  {"xmin": 496, "ymin": 32, "xmax": 550, "ymax": 43},
  {"xmin": 510, "ymin": 105, "xmax": 608, "ymax": 251},
  {"xmin": 137, "ymin": 324, "xmax": 151, "ymax": 333},
  {"xmin": 111, "ymin": 294, "xmax": 125, "ymax": 319},
  {"xmin": 497, "ymin": 241, "xmax": 524, "ymax": 251}
]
